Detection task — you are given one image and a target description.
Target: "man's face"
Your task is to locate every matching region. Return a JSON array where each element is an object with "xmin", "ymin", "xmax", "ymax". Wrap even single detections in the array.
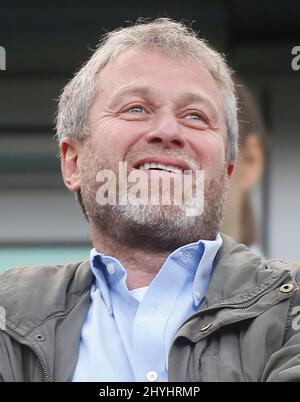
[{"xmin": 77, "ymin": 48, "xmax": 233, "ymax": 249}]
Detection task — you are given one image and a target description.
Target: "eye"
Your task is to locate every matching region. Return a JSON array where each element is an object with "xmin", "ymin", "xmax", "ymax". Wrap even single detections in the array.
[
  {"xmin": 119, "ymin": 103, "xmax": 150, "ymax": 120},
  {"xmin": 127, "ymin": 105, "xmax": 145, "ymax": 113},
  {"xmin": 184, "ymin": 112, "xmax": 205, "ymax": 121}
]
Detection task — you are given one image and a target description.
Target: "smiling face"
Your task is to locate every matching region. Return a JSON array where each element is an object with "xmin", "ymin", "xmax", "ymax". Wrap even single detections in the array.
[
  {"xmin": 62, "ymin": 48, "xmax": 234, "ymax": 250},
  {"xmin": 88, "ymin": 48, "xmax": 229, "ymax": 179}
]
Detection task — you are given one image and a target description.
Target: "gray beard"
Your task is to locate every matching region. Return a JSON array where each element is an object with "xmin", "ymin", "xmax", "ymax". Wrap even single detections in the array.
[{"xmin": 80, "ymin": 164, "xmax": 229, "ymax": 252}]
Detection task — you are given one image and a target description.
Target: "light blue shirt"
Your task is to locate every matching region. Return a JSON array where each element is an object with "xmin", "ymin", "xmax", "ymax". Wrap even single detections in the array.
[{"xmin": 72, "ymin": 234, "xmax": 222, "ymax": 382}]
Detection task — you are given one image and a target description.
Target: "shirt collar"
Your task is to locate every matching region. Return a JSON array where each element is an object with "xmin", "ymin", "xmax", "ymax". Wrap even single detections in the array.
[
  {"xmin": 167, "ymin": 233, "xmax": 222, "ymax": 306},
  {"xmin": 90, "ymin": 251, "xmax": 128, "ymax": 312},
  {"xmin": 192, "ymin": 233, "xmax": 222, "ymax": 306},
  {"xmin": 90, "ymin": 233, "xmax": 222, "ymax": 310}
]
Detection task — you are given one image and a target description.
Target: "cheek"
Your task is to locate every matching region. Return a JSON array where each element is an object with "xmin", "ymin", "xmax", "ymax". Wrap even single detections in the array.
[
  {"xmin": 100, "ymin": 120, "xmax": 144, "ymax": 155},
  {"xmin": 191, "ymin": 137, "xmax": 227, "ymax": 172}
]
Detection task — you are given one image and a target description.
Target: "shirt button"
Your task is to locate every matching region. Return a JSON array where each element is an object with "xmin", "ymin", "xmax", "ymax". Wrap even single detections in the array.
[
  {"xmin": 106, "ymin": 263, "xmax": 116, "ymax": 275},
  {"xmin": 195, "ymin": 291, "xmax": 201, "ymax": 300},
  {"xmin": 146, "ymin": 371, "xmax": 158, "ymax": 382}
]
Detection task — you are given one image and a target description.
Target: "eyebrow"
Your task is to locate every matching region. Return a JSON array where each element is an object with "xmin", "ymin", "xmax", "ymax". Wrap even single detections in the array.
[
  {"xmin": 109, "ymin": 85, "xmax": 220, "ymax": 119},
  {"xmin": 108, "ymin": 85, "xmax": 156, "ymax": 106},
  {"xmin": 175, "ymin": 92, "xmax": 219, "ymax": 119}
]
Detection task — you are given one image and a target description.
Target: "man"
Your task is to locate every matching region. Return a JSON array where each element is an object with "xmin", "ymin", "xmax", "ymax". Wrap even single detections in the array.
[
  {"xmin": 222, "ymin": 77, "xmax": 266, "ymax": 254},
  {"xmin": 1, "ymin": 18, "xmax": 300, "ymax": 382}
]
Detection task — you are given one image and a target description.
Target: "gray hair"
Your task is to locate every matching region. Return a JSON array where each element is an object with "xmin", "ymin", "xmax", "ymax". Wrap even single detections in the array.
[{"xmin": 56, "ymin": 18, "xmax": 238, "ymax": 162}]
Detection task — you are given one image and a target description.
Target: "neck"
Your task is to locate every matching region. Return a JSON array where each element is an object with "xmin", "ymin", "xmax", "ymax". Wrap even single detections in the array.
[{"xmin": 91, "ymin": 227, "xmax": 170, "ymax": 290}]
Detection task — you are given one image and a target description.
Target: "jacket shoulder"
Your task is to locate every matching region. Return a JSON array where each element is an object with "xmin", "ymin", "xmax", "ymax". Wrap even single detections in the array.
[
  {"xmin": 0, "ymin": 261, "xmax": 89, "ymax": 295},
  {"xmin": 267, "ymin": 259, "xmax": 300, "ymax": 283},
  {"xmin": 0, "ymin": 260, "xmax": 92, "ymax": 333}
]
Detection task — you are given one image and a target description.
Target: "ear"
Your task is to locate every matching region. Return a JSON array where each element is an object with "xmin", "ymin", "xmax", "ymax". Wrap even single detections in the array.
[
  {"xmin": 60, "ymin": 137, "xmax": 82, "ymax": 192},
  {"xmin": 240, "ymin": 134, "xmax": 264, "ymax": 190}
]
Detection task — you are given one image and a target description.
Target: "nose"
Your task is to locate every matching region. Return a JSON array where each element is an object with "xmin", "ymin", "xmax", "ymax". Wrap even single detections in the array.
[{"xmin": 145, "ymin": 111, "xmax": 185, "ymax": 149}]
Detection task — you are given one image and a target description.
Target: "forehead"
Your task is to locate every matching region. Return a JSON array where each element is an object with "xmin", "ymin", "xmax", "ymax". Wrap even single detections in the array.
[{"xmin": 97, "ymin": 48, "xmax": 224, "ymax": 108}]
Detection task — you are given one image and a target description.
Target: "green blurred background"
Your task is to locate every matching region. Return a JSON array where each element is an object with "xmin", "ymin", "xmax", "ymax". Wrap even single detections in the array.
[{"xmin": 0, "ymin": 247, "xmax": 89, "ymax": 272}]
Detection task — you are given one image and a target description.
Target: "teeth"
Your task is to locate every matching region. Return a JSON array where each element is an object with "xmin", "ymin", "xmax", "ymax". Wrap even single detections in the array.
[{"xmin": 139, "ymin": 162, "xmax": 183, "ymax": 173}]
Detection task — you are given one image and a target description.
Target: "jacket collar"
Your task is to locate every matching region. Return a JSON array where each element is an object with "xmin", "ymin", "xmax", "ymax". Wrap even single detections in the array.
[
  {"xmin": 174, "ymin": 234, "xmax": 295, "ymax": 343},
  {"xmin": 205, "ymin": 234, "xmax": 286, "ymax": 306}
]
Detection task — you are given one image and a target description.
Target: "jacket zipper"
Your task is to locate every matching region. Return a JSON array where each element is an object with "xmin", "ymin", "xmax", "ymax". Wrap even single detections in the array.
[
  {"xmin": 0, "ymin": 327, "xmax": 51, "ymax": 382},
  {"xmin": 180, "ymin": 271, "xmax": 292, "ymax": 329},
  {"xmin": 0, "ymin": 288, "xmax": 91, "ymax": 382}
]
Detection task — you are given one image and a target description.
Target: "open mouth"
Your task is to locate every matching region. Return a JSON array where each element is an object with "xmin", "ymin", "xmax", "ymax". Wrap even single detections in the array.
[{"xmin": 138, "ymin": 162, "xmax": 183, "ymax": 174}]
